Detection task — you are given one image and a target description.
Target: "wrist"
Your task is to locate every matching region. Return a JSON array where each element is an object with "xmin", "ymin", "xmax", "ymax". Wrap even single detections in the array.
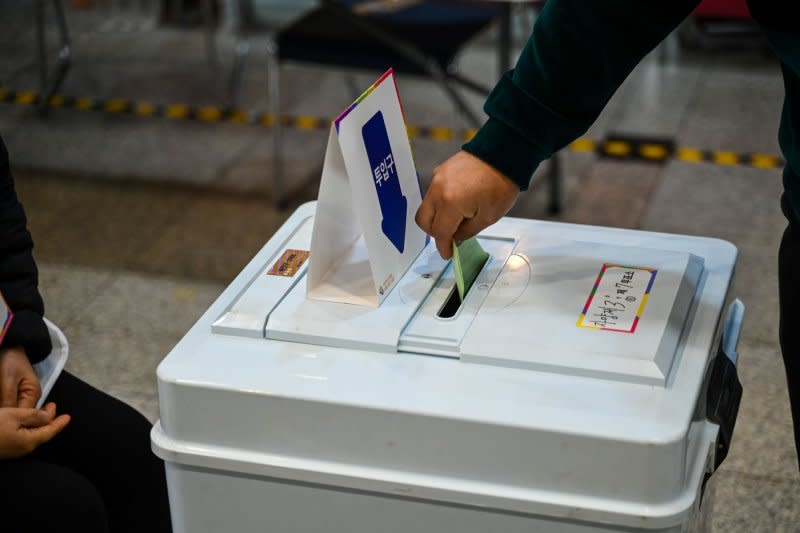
[{"xmin": 463, "ymin": 117, "xmax": 545, "ymax": 191}]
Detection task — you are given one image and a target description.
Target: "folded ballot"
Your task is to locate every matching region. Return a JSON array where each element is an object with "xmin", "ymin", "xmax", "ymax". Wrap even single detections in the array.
[{"xmin": 453, "ymin": 237, "xmax": 490, "ymax": 300}]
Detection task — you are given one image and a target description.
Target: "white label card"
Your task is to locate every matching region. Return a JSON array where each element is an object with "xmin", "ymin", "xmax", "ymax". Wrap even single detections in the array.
[{"xmin": 577, "ymin": 264, "xmax": 657, "ymax": 333}]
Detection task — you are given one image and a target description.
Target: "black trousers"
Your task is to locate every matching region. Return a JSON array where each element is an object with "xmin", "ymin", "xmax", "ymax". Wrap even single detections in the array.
[
  {"xmin": 780, "ymin": 194, "xmax": 800, "ymax": 469},
  {"xmin": 0, "ymin": 372, "xmax": 173, "ymax": 533}
]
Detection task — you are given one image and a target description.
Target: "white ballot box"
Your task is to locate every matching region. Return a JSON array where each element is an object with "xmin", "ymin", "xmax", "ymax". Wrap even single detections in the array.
[{"xmin": 152, "ymin": 202, "xmax": 743, "ymax": 533}]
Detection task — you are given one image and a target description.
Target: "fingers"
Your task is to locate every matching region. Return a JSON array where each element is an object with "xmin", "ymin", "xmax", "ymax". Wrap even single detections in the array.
[
  {"xmin": 17, "ymin": 377, "xmax": 42, "ymax": 409},
  {"xmin": 430, "ymin": 207, "xmax": 464, "ymax": 260},
  {"xmin": 17, "ymin": 405, "xmax": 55, "ymax": 427},
  {"xmin": 415, "ymin": 193, "xmax": 436, "ymax": 237},
  {"xmin": 0, "ymin": 373, "xmax": 17, "ymax": 408},
  {"xmin": 24, "ymin": 413, "xmax": 71, "ymax": 448},
  {"xmin": 452, "ymin": 215, "xmax": 489, "ymax": 244}
]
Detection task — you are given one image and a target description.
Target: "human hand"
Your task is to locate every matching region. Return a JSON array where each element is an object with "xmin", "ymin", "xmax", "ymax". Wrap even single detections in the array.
[
  {"xmin": 0, "ymin": 402, "xmax": 70, "ymax": 459},
  {"xmin": 415, "ymin": 151, "xmax": 520, "ymax": 259},
  {"xmin": 0, "ymin": 347, "xmax": 42, "ymax": 408}
]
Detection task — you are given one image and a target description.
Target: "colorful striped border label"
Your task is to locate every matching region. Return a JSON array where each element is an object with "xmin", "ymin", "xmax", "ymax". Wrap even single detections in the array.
[
  {"xmin": 334, "ymin": 68, "xmax": 399, "ymax": 131},
  {"xmin": 577, "ymin": 264, "xmax": 657, "ymax": 333},
  {"xmin": 0, "ymin": 290, "xmax": 13, "ymax": 345}
]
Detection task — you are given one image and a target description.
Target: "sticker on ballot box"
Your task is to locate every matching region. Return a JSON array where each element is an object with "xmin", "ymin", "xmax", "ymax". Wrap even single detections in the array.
[
  {"xmin": 577, "ymin": 264, "xmax": 657, "ymax": 333},
  {"xmin": 268, "ymin": 249, "xmax": 310, "ymax": 277}
]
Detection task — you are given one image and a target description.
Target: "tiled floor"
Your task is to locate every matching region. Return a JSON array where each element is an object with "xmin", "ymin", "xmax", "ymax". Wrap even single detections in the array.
[{"xmin": 2, "ymin": 3, "xmax": 799, "ymax": 531}]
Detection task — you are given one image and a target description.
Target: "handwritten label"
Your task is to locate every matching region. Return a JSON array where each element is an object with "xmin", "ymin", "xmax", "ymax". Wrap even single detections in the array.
[
  {"xmin": 268, "ymin": 249, "xmax": 310, "ymax": 277},
  {"xmin": 577, "ymin": 264, "xmax": 657, "ymax": 333}
]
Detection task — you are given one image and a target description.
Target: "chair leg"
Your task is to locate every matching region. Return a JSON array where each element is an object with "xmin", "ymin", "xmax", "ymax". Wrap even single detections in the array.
[
  {"xmin": 547, "ymin": 152, "xmax": 562, "ymax": 215},
  {"xmin": 35, "ymin": 0, "xmax": 48, "ymax": 90},
  {"xmin": 438, "ymin": 77, "xmax": 481, "ymax": 129},
  {"xmin": 266, "ymin": 33, "xmax": 284, "ymax": 208},
  {"xmin": 201, "ymin": 0, "xmax": 218, "ymax": 81},
  {"xmin": 228, "ymin": 38, "xmax": 249, "ymax": 108},
  {"xmin": 36, "ymin": 0, "xmax": 72, "ymax": 115}
]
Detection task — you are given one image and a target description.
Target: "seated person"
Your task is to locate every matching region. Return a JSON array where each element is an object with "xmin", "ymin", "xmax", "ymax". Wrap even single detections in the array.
[{"xmin": 0, "ymin": 134, "xmax": 173, "ymax": 533}]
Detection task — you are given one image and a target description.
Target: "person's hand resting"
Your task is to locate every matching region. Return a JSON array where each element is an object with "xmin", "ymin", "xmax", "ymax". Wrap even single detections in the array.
[
  {"xmin": 415, "ymin": 151, "xmax": 519, "ymax": 259},
  {"xmin": 0, "ymin": 346, "xmax": 42, "ymax": 408},
  {"xmin": 0, "ymin": 402, "xmax": 70, "ymax": 459}
]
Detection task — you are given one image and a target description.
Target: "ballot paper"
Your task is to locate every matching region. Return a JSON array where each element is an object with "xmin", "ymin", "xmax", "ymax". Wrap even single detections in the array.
[{"xmin": 452, "ymin": 237, "xmax": 489, "ymax": 300}]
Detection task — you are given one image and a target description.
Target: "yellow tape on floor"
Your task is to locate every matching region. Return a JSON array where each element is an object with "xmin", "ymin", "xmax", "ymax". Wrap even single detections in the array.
[{"xmin": 0, "ymin": 88, "xmax": 785, "ymax": 171}]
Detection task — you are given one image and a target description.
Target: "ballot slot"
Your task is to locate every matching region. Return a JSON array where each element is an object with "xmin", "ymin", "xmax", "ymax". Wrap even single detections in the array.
[
  {"xmin": 265, "ymin": 240, "xmax": 449, "ymax": 353},
  {"xmin": 437, "ymin": 252, "xmax": 491, "ymax": 319},
  {"xmin": 398, "ymin": 236, "xmax": 517, "ymax": 358}
]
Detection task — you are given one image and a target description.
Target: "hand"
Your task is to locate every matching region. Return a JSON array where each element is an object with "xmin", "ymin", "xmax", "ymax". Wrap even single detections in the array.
[
  {"xmin": 415, "ymin": 151, "xmax": 520, "ymax": 259},
  {"xmin": 0, "ymin": 347, "xmax": 42, "ymax": 408},
  {"xmin": 0, "ymin": 402, "xmax": 70, "ymax": 459}
]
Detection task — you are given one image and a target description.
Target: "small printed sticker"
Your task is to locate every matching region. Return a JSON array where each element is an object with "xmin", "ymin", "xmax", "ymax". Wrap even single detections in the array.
[
  {"xmin": 267, "ymin": 249, "xmax": 310, "ymax": 277},
  {"xmin": 577, "ymin": 264, "xmax": 657, "ymax": 333}
]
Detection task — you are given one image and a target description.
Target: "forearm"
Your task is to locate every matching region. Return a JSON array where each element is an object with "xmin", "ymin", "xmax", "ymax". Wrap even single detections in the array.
[
  {"xmin": 0, "ymin": 137, "xmax": 50, "ymax": 364},
  {"xmin": 464, "ymin": 0, "xmax": 700, "ymax": 189}
]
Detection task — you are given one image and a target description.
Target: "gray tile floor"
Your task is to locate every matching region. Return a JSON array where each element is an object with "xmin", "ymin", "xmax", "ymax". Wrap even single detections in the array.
[{"xmin": 2, "ymin": 3, "xmax": 798, "ymax": 532}]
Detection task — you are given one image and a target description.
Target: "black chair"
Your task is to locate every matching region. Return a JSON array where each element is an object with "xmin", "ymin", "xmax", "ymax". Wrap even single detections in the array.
[{"xmin": 228, "ymin": 0, "xmax": 502, "ymax": 205}]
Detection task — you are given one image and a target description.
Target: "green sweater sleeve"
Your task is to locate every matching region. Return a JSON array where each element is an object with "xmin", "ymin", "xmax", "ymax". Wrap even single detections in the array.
[{"xmin": 464, "ymin": 0, "xmax": 700, "ymax": 190}]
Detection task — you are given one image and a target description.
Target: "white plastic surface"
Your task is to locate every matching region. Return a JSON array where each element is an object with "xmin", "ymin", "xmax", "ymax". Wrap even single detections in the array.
[
  {"xmin": 154, "ymin": 202, "xmax": 738, "ymax": 531},
  {"xmin": 460, "ymin": 241, "xmax": 704, "ymax": 385},
  {"xmin": 266, "ymin": 240, "xmax": 447, "ymax": 352},
  {"xmin": 33, "ymin": 318, "xmax": 68, "ymax": 408},
  {"xmin": 212, "ymin": 216, "xmax": 314, "ymax": 338},
  {"xmin": 397, "ymin": 235, "xmax": 515, "ymax": 357}
]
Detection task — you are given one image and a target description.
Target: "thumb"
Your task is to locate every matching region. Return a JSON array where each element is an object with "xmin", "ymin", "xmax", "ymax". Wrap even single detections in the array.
[
  {"xmin": 14, "ymin": 407, "xmax": 54, "ymax": 428},
  {"xmin": 452, "ymin": 216, "xmax": 489, "ymax": 244},
  {"xmin": 24, "ymin": 414, "xmax": 71, "ymax": 447}
]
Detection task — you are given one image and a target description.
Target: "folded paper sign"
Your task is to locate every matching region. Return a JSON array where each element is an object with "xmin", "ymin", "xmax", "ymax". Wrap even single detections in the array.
[{"xmin": 307, "ymin": 69, "xmax": 428, "ymax": 307}]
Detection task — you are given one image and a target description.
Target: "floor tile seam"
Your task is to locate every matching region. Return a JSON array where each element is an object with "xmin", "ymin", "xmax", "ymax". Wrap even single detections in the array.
[
  {"xmin": 717, "ymin": 466, "xmax": 800, "ymax": 485},
  {"xmin": 50, "ymin": 268, "xmax": 121, "ymax": 330},
  {"xmin": 552, "ymin": 153, "xmax": 600, "ymax": 216},
  {"xmin": 627, "ymin": 164, "xmax": 668, "ymax": 230},
  {"xmin": 672, "ymin": 55, "xmax": 709, "ymax": 147},
  {"xmin": 213, "ymin": 132, "xmax": 275, "ymax": 184},
  {"xmin": 38, "ymin": 259, "xmax": 225, "ymax": 303}
]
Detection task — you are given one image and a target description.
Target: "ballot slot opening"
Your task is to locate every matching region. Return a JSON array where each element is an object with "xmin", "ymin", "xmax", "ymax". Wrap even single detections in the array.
[{"xmin": 437, "ymin": 253, "xmax": 491, "ymax": 319}]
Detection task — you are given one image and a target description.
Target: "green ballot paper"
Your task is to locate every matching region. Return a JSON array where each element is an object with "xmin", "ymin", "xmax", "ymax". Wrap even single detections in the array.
[{"xmin": 452, "ymin": 237, "xmax": 490, "ymax": 300}]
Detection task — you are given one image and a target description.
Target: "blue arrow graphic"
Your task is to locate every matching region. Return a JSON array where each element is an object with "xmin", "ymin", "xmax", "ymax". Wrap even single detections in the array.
[{"xmin": 362, "ymin": 111, "xmax": 407, "ymax": 253}]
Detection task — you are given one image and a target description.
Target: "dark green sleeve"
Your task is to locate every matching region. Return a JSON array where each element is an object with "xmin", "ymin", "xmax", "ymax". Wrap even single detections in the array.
[
  {"xmin": 464, "ymin": 0, "xmax": 700, "ymax": 190},
  {"xmin": 756, "ymin": 28, "xmax": 800, "ymax": 222}
]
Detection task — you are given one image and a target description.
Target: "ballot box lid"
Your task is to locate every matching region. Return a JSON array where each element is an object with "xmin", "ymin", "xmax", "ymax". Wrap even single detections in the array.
[{"xmin": 155, "ymin": 202, "xmax": 739, "ymax": 529}]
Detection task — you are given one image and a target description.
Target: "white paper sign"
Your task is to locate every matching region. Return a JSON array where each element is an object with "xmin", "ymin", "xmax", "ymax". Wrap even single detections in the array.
[
  {"xmin": 307, "ymin": 69, "xmax": 427, "ymax": 307},
  {"xmin": 577, "ymin": 264, "xmax": 657, "ymax": 333}
]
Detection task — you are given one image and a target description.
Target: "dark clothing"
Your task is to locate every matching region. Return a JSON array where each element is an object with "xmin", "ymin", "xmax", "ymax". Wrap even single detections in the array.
[
  {"xmin": 0, "ymin": 133, "xmax": 172, "ymax": 531},
  {"xmin": 463, "ymin": 0, "xmax": 800, "ymax": 466},
  {"xmin": 463, "ymin": 0, "xmax": 800, "ymax": 219},
  {"xmin": 0, "ymin": 372, "xmax": 173, "ymax": 533},
  {"xmin": 779, "ymin": 195, "xmax": 800, "ymax": 462},
  {"xmin": 0, "ymin": 138, "xmax": 51, "ymax": 363}
]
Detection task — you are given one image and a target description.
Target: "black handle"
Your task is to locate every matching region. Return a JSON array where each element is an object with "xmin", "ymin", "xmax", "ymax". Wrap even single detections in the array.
[{"xmin": 706, "ymin": 345, "xmax": 743, "ymax": 470}]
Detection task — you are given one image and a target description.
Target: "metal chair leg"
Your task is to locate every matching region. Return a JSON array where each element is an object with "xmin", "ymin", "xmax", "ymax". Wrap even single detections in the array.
[
  {"xmin": 228, "ymin": 38, "xmax": 249, "ymax": 108},
  {"xmin": 266, "ymin": 33, "xmax": 284, "ymax": 208},
  {"xmin": 547, "ymin": 152, "xmax": 562, "ymax": 215},
  {"xmin": 202, "ymin": 0, "xmax": 218, "ymax": 80},
  {"xmin": 35, "ymin": 0, "xmax": 72, "ymax": 115}
]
